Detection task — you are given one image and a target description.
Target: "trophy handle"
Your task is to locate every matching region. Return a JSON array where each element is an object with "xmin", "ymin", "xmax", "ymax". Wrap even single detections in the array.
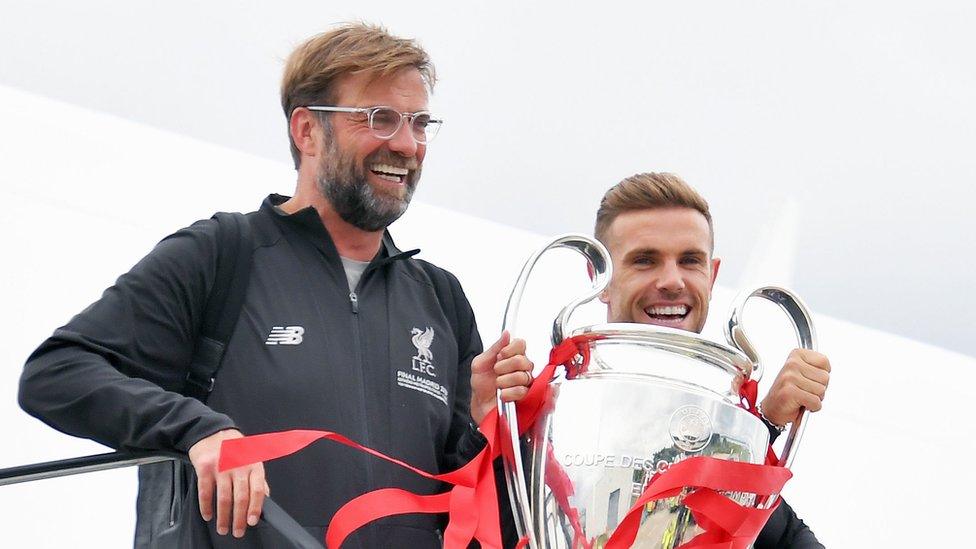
[
  {"xmin": 498, "ymin": 234, "xmax": 613, "ymax": 549},
  {"xmin": 725, "ymin": 286, "xmax": 818, "ymax": 505}
]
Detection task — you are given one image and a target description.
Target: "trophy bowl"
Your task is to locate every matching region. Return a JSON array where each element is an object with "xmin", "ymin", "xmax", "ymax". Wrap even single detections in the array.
[{"xmin": 525, "ymin": 325, "xmax": 769, "ymax": 548}]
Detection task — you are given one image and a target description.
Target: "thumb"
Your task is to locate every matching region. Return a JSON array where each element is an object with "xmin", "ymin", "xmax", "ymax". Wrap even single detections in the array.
[
  {"xmin": 472, "ymin": 331, "xmax": 511, "ymax": 373},
  {"xmin": 486, "ymin": 330, "xmax": 511, "ymax": 357}
]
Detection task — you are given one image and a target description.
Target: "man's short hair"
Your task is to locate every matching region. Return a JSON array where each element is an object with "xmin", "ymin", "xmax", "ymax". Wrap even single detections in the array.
[
  {"xmin": 281, "ymin": 23, "xmax": 436, "ymax": 168},
  {"xmin": 594, "ymin": 172, "xmax": 715, "ymax": 251}
]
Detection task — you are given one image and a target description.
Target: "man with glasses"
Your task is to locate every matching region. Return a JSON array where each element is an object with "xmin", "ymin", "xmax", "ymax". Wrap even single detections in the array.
[{"xmin": 20, "ymin": 23, "xmax": 531, "ymax": 547}]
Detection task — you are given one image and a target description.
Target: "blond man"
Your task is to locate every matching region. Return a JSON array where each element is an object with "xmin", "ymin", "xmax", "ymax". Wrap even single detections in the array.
[{"xmin": 595, "ymin": 172, "xmax": 828, "ymax": 548}]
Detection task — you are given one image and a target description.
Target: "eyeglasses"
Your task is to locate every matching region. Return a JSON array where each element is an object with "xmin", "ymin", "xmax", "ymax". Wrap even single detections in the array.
[{"xmin": 305, "ymin": 105, "xmax": 443, "ymax": 144}]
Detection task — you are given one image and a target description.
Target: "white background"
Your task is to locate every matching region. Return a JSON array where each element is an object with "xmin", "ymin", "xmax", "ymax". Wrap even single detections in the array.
[{"xmin": 2, "ymin": 2, "xmax": 974, "ymax": 547}]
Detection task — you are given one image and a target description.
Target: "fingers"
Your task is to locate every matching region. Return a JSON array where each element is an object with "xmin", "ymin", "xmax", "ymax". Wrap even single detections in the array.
[
  {"xmin": 215, "ymin": 469, "xmax": 233, "ymax": 536},
  {"xmin": 800, "ymin": 365, "xmax": 830, "ymax": 388},
  {"xmin": 216, "ymin": 466, "xmax": 266, "ymax": 538},
  {"xmin": 493, "ymin": 337, "xmax": 533, "ymax": 402},
  {"xmin": 197, "ymin": 467, "xmax": 215, "ymax": 522},
  {"xmin": 787, "ymin": 371, "xmax": 827, "ymax": 400},
  {"xmin": 189, "ymin": 429, "xmax": 262, "ymax": 538},
  {"xmin": 796, "ymin": 389, "xmax": 823, "ymax": 413},
  {"xmin": 246, "ymin": 466, "xmax": 268, "ymax": 528},
  {"xmin": 496, "ymin": 337, "xmax": 526, "ymax": 360},
  {"xmin": 485, "ymin": 332, "xmax": 512, "ymax": 362},
  {"xmin": 786, "ymin": 350, "xmax": 831, "ymax": 395},
  {"xmin": 499, "ymin": 384, "xmax": 530, "ymax": 403},
  {"xmin": 791, "ymin": 349, "xmax": 831, "ymax": 373},
  {"xmin": 231, "ymin": 469, "xmax": 250, "ymax": 537},
  {"xmin": 471, "ymin": 331, "xmax": 511, "ymax": 375},
  {"xmin": 494, "ymin": 348, "xmax": 533, "ymax": 391},
  {"xmin": 497, "ymin": 369, "xmax": 532, "ymax": 390}
]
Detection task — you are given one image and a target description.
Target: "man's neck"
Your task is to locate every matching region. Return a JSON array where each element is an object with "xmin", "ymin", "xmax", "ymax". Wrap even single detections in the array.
[{"xmin": 278, "ymin": 191, "xmax": 383, "ymax": 262}]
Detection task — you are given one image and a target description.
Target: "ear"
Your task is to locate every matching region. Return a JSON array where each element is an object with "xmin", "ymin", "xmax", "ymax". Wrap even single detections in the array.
[
  {"xmin": 289, "ymin": 108, "xmax": 320, "ymax": 160},
  {"xmin": 599, "ymin": 288, "xmax": 609, "ymax": 304},
  {"xmin": 709, "ymin": 257, "xmax": 721, "ymax": 290}
]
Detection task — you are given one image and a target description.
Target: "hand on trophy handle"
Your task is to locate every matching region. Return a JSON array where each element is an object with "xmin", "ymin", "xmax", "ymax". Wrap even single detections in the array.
[
  {"xmin": 470, "ymin": 331, "xmax": 534, "ymax": 424},
  {"xmin": 760, "ymin": 349, "xmax": 831, "ymax": 429}
]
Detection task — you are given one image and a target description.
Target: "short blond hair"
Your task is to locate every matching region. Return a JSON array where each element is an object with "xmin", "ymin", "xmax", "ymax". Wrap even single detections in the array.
[
  {"xmin": 595, "ymin": 172, "xmax": 714, "ymax": 250},
  {"xmin": 281, "ymin": 23, "xmax": 436, "ymax": 167}
]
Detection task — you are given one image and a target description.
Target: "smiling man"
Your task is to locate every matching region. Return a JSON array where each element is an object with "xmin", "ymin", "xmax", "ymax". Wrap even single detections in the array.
[
  {"xmin": 20, "ymin": 24, "xmax": 528, "ymax": 548},
  {"xmin": 594, "ymin": 172, "xmax": 829, "ymax": 548}
]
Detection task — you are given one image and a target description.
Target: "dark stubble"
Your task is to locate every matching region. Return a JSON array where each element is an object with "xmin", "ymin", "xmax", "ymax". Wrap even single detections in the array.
[{"xmin": 315, "ymin": 125, "xmax": 421, "ymax": 232}]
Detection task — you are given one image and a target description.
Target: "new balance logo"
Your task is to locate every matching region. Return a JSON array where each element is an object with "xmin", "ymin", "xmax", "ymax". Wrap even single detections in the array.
[{"xmin": 265, "ymin": 326, "xmax": 304, "ymax": 345}]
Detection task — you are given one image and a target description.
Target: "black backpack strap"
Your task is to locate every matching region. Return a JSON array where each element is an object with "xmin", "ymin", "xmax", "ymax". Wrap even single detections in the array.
[{"xmin": 184, "ymin": 212, "xmax": 254, "ymax": 401}]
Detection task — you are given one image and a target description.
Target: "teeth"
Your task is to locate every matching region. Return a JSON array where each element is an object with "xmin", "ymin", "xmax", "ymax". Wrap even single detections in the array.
[
  {"xmin": 371, "ymin": 164, "xmax": 408, "ymax": 176},
  {"xmin": 646, "ymin": 305, "xmax": 688, "ymax": 316}
]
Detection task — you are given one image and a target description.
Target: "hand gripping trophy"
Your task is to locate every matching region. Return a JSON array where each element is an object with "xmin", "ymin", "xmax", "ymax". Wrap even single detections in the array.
[{"xmin": 497, "ymin": 234, "xmax": 818, "ymax": 549}]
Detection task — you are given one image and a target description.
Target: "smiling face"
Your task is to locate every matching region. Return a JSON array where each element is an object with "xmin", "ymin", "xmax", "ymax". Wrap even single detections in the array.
[
  {"xmin": 315, "ymin": 67, "xmax": 428, "ymax": 231},
  {"xmin": 600, "ymin": 207, "xmax": 721, "ymax": 333}
]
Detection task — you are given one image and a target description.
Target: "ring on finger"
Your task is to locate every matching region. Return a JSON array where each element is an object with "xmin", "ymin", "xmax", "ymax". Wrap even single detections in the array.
[{"xmin": 524, "ymin": 371, "xmax": 532, "ymax": 386}]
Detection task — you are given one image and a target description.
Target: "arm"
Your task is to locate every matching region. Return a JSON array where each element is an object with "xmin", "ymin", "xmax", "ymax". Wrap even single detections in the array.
[
  {"xmin": 19, "ymin": 220, "xmax": 235, "ymax": 451},
  {"xmin": 18, "ymin": 219, "xmax": 265, "ymax": 538}
]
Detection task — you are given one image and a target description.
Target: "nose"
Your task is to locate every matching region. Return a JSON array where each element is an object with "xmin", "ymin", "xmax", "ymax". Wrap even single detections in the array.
[
  {"xmin": 386, "ymin": 119, "xmax": 419, "ymax": 157},
  {"xmin": 655, "ymin": 261, "xmax": 685, "ymax": 294}
]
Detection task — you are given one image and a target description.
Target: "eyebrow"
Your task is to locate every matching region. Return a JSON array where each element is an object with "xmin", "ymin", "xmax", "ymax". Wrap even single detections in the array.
[{"xmin": 622, "ymin": 248, "xmax": 709, "ymax": 260}]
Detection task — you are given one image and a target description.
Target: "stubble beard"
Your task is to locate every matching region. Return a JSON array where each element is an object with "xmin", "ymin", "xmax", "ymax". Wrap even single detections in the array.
[{"xmin": 315, "ymin": 133, "xmax": 421, "ymax": 232}]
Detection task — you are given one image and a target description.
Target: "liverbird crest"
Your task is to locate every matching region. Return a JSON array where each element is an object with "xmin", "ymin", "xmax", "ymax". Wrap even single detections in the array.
[{"xmin": 411, "ymin": 327, "xmax": 435, "ymax": 362}]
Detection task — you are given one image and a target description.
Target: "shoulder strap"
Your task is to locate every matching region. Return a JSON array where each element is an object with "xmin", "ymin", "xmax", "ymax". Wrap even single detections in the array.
[
  {"xmin": 418, "ymin": 262, "xmax": 466, "ymax": 352},
  {"xmin": 184, "ymin": 212, "xmax": 254, "ymax": 401}
]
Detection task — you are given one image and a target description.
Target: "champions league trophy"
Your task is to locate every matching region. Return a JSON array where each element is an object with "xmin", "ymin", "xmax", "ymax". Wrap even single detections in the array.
[{"xmin": 498, "ymin": 235, "xmax": 817, "ymax": 549}]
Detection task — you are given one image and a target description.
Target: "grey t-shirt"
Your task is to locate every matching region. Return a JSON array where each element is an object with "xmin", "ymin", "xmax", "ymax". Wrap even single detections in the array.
[{"xmin": 340, "ymin": 256, "xmax": 369, "ymax": 292}]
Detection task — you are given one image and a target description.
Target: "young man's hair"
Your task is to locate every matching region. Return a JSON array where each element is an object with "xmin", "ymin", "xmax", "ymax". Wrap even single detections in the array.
[
  {"xmin": 281, "ymin": 22, "xmax": 436, "ymax": 168},
  {"xmin": 594, "ymin": 172, "xmax": 714, "ymax": 251}
]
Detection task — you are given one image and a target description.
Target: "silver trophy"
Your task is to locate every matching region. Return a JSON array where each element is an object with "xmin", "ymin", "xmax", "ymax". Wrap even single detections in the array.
[{"xmin": 498, "ymin": 234, "xmax": 817, "ymax": 549}]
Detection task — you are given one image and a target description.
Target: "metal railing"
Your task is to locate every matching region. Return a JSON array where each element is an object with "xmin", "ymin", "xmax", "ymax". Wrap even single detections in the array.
[{"xmin": 0, "ymin": 450, "xmax": 324, "ymax": 548}]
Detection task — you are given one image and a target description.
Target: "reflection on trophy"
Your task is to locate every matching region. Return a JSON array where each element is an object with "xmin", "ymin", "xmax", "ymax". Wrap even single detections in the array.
[{"xmin": 498, "ymin": 235, "xmax": 817, "ymax": 549}]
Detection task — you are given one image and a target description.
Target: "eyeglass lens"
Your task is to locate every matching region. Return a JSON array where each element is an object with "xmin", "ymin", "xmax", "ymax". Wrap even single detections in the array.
[{"xmin": 369, "ymin": 108, "xmax": 441, "ymax": 143}]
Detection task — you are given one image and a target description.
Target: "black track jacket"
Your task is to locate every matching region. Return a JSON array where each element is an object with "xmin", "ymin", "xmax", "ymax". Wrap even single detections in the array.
[{"xmin": 20, "ymin": 195, "xmax": 487, "ymax": 547}]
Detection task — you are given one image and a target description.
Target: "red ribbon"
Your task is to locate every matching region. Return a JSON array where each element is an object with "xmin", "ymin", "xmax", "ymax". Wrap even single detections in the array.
[
  {"xmin": 603, "ymin": 457, "xmax": 792, "ymax": 549},
  {"xmin": 738, "ymin": 378, "xmax": 781, "ymax": 467},
  {"xmin": 219, "ymin": 336, "xmax": 591, "ymax": 548},
  {"xmin": 219, "ymin": 336, "xmax": 791, "ymax": 548}
]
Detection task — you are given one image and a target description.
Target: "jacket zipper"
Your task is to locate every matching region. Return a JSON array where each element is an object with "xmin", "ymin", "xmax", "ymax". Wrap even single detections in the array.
[{"xmin": 348, "ymin": 280, "xmax": 375, "ymax": 547}]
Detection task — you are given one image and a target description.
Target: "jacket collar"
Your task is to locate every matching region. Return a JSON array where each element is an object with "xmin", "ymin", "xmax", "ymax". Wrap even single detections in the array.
[{"xmin": 262, "ymin": 194, "xmax": 418, "ymax": 266}]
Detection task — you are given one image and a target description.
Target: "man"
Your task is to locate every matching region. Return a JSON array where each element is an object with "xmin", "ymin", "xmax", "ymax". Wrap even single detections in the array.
[
  {"xmin": 19, "ymin": 24, "xmax": 529, "ymax": 547},
  {"xmin": 594, "ymin": 172, "xmax": 829, "ymax": 547},
  {"xmin": 475, "ymin": 173, "xmax": 829, "ymax": 547}
]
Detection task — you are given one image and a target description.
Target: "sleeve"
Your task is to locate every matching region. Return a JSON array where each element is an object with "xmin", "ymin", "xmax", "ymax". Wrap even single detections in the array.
[
  {"xmin": 440, "ymin": 271, "xmax": 488, "ymax": 469},
  {"xmin": 754, "ymin": 498, "xmax": 824, "ymax": 549},
  {"xmin": 762, "ymin": 416, "xmax": 784, "ymax": 444},
  {"xmin": 18, "ymin": 219, "xmax": 238, "ymax": 453},
  {"xmin": 434, "ymin": 271, "xmax": 521, "ymax": 548}
]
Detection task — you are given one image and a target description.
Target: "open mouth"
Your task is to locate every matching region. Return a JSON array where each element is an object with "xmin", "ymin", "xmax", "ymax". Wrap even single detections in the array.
[
  {"xmin": 643, "ymin": 304, "xmax": 690, "ymax": 327},
  {"xmin": 370, "ymin": 163, "xmax": 409, "ymax": 183}
]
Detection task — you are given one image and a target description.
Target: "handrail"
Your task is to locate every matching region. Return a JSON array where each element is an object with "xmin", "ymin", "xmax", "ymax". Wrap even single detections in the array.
[{"xmin": 0, "ymin": 450, "xmax": 324, "ymax": 549}]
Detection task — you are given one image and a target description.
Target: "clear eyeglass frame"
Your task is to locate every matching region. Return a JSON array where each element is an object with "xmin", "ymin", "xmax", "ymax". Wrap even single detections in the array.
[{"xmin": 304, "ymin": 105, "xmax": 442, "ymax": 144}]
